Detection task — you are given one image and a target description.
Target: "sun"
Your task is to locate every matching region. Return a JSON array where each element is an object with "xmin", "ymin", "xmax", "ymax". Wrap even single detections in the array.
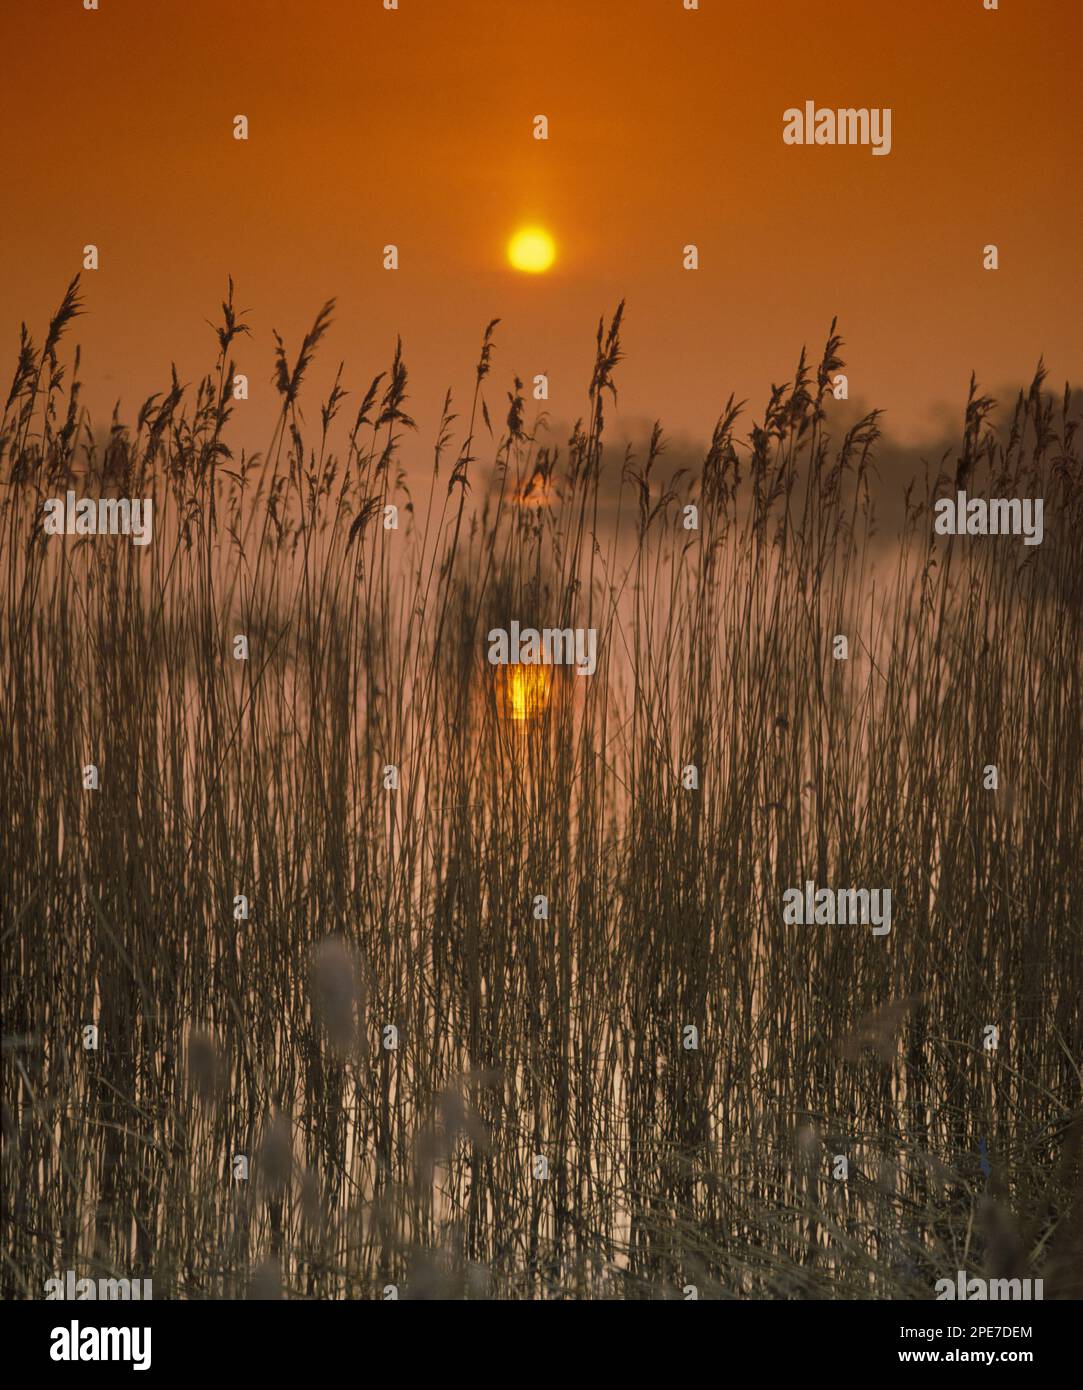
[{"xmin": 507, "ymin": 226, "xmax": 556, "ymax": 274}]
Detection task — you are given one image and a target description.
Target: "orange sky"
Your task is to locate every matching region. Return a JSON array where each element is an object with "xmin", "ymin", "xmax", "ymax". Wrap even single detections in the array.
[{"xmin": 2, "ymin": 0, "xmax": 1080, "ymax": 452}]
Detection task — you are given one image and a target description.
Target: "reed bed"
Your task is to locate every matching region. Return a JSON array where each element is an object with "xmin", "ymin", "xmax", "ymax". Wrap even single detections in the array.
[{"xmin": 1, "ymin": 279, "xmax": 1079, "ymax": 1299}]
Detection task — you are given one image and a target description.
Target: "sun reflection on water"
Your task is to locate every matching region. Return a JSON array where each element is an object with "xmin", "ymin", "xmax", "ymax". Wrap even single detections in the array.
[{"xmin": 500, "ymin": 663, "xmax": 553, "ymax": 722}]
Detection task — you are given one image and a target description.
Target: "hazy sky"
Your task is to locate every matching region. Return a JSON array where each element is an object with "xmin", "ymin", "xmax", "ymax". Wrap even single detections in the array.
[{"xmin": 2, "ymin": 0, "xmax": 1080, "ymax": 453}]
